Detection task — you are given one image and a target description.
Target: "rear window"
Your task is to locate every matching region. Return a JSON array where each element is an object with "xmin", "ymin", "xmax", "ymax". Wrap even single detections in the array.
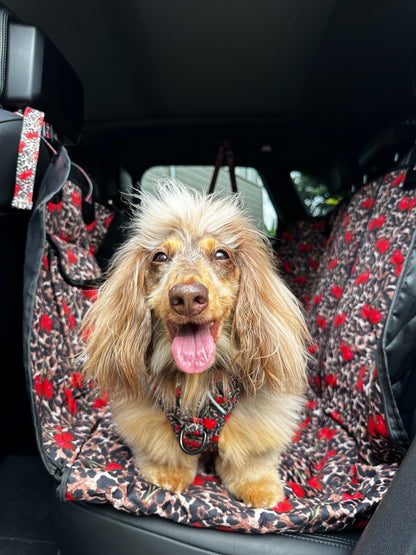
[{"xmin": 141, "ymin": 165, "xmax": 278, "ymax": 236}]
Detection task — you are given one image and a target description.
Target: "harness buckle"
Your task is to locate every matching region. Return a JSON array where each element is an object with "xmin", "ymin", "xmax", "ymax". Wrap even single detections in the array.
[{"xmin": 179, "ymin": 428, "xmax": 207, "ymax": 455}]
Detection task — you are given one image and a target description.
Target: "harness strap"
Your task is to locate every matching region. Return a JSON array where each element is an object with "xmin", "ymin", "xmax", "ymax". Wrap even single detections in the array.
[{"xmin": 159, "ymin": 378, "xmax": 240, "ymax": 455}]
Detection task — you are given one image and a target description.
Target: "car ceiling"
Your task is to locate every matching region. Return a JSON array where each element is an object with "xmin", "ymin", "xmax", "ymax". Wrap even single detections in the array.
[{"xmin": 4, "ymin": 0, "xmax": 416, "ymax": 185}]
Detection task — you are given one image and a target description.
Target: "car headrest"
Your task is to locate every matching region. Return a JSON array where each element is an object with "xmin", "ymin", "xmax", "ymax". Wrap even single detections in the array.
[
  {"xmin": 0, "ymin": 3, "xmax": 83, "ymax": 143},
  {"xmin": 69, "ymin": 146, "xmax": 133, "ymax": 208},
  {"xmin": 358, "ymin": 121, "xmax": 416, "ymax": 177}
]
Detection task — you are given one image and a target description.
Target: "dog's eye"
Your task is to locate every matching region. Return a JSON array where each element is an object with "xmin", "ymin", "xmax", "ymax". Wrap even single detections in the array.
[
  {"xmin": 152, "ymin": 252, "xmax": 169, "ymax": 263},
  {"xmin": 213, "ymin": 249, "xmax": 230, "ymax": 261}
]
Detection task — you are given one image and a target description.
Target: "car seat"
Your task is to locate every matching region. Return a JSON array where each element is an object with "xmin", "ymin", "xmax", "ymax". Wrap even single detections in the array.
[{"xmin": 2, "ymin": 3, "xmax": 416, "ymax": 554}]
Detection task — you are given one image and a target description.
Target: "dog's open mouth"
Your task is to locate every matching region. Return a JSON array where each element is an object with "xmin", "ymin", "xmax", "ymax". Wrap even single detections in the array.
[{"xmin": 169, "ymin": 321, "xmax": 219, "ymax": 374}]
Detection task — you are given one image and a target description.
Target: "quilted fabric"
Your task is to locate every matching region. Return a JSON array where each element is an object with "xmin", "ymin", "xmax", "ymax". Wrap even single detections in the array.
[{"xmin": 27, "ymin": 170, "xmax": 415, "ymax": 534}]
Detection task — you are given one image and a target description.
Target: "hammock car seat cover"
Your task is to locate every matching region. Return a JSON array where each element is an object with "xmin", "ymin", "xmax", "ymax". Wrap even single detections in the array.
[{"xmin": 24, "ymin": 168, "xmax": 416, "ymax": 533}]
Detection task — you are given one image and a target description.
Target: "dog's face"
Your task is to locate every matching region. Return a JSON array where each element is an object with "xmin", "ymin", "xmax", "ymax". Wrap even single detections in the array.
[{"xmin": 145, "ymin": 234, "xmax": 240, "ymax": 374}]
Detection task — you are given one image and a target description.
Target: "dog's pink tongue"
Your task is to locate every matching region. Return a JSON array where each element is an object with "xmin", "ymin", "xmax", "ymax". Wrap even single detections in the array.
[{"xmin": 171, "ymin": 323, "xmax": 216, "ymax": 373}]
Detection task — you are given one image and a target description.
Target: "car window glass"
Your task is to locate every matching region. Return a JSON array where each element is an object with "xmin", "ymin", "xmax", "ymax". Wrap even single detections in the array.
[
  {"xmin": 290, "ymin": 170, "xmax": 336, "ymax": 217},
  {"xmin": 141, "ymin": 165, "xmax": 278, "ymax": 236}
]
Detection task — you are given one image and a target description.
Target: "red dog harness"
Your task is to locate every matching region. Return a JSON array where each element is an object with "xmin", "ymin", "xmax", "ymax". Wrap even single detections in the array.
[{"xmin": 159, "ymin": 379, "xmax": 240, "ymax": 455}]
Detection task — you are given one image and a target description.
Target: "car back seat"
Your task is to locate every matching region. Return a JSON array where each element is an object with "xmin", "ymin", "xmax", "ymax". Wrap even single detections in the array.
[{"xmin": 18, "ymin": 149, "xmax": 416, "ymax": 555}]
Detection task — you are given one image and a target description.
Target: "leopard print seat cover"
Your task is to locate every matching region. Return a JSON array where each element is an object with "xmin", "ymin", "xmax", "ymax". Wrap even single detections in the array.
[{"xmin": 25, "ymin": 167, "xmax": 415, "ymax": 534}]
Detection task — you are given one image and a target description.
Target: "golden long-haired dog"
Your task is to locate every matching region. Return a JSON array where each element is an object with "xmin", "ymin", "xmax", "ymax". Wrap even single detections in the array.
[{"xmin": 82, "ymin": 182, "xmax": 309, "ymax": 508}]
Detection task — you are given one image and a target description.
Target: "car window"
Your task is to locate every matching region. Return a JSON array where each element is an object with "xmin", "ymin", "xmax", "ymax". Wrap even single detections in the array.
[
  {"xmin": 290, "ymin": 170, "xmax": 337, "ymax": 218},
  {"xmin": 141, "ymin": 165, "xmax": 278, "ymax": 236}
]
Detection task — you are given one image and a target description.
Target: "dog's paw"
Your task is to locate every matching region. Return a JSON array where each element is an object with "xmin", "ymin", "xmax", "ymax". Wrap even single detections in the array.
[
  {"xmin": 142, "ymin": 465, "xmax": 195, "ymax": 493},
  {"xmin": 233, "ymin": 475, "xmax": 285, "ymax": 509}
]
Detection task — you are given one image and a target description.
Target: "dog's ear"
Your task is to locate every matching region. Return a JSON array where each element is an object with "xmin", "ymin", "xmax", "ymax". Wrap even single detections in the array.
[
  {"xmin": 232, "ymin": 232, "xmax": 308, "ymax": 395},
  {"xmin": 81, "ymin": 244, "xmax": 152, "ymax": 400}
]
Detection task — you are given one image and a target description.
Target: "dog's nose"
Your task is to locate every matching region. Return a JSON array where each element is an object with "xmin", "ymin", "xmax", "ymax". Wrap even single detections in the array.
[{"xmin": 169, "ymin": 282, "xmax": 209, "ymax": 317}]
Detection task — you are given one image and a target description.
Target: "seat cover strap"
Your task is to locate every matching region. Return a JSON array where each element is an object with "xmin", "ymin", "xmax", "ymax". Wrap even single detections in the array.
[{"xmin": 12, "ymin": 107, "xmax": 44, "ymax": 210}]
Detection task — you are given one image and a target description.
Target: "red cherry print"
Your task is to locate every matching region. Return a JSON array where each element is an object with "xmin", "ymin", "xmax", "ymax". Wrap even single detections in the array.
[
  {"xmin": 192, "ymin": 476, "xmax": 205, "ymax": 486},
  {"xmin": 318, "ymin": 427, "xmax": 336, "ymax": 440},
  {"xmin": 375, "ymin": 238, "xmax": 389, "ymax": 254},
  {"xmin": 105, "ymin": 463, "xmax": 124, "ymax": 471},
  {"xmin": 93, "ymin": 392, "xmax": 108, "ymax": 409},
  {"xmin": 203, "ymin": 418, "xmax": 217, "ymax": 430},
  {"xmin": 67, "ymin": 249, "xmax": 77, "ymax": 265},
  {"xmin": 19, "ymin": 169, "xmax": 33, "ymax": 180},
  {"xmin": 317, "ymin": 315, "xmax": 327, "ymax": 330},
  {"xmin": 35, "ymin": 374, "xmax": 44, "ymax": 396},
  {"xmin": 328, "ymin": 257, "xmax": 338, "ymax": 270},
  {"xmin": 342, "ymin": 492, "xmax": 364, "ymax": 501},
  {"xmin": 398, "ymin": 197, "xmax": 409, "ymax": 211},
  {"xmin": 86, "ymin": 220, "xmax": 97, "ymax": 233},
  {"xmin": 39, "ymin": 314, "xmax": 52, "ymax": 333},
  {"xmin": 274, "ymin": 498, "xmax": 293, "ymax": 512},
  {"xmin": 374, "ymin": 415, "xmax": 388, "ymax": 437},
  {"xmin": 72, "ymin": 372, "xmax": 84, "ymax": 389},
  {"xmin": 325, "ymin": 374, "xmax": 337, "ymax": 387},
  {"xmin": 308, "ymin": 344, "xmax": 318, "ymax": 355},
  {"xmin": 392, "ymin": 174, "xmax": 405, "ymax": 187},
  {"xmin": 72, "ymin": 190, "xmax": 82, "ymax": 207},
  {"xmin": 54, "ymin": 430, "xmax": 75, "ymax": 450},
  {"xmin": 307, "ymin": 476, "xmax": 323, "ymax": 491},
  {"xmin": 332, "ymin": 411, "xmax": 344, "ymax": 425},
  {"xmin": 391, "ymin": 249, "xmax": 404, "ymax": 265},
  {"xmin": 361, "ymin": 304, "xmax": 370, "ymax": 319},
  {"xmin": 345, "ymin": 231, "xmax": 353, "ymax": 243},
  {"xmin": 288, "ymin": 482, "xmax": 305, "ymax": 498},
  {"xmin": 313, "ymin": 294, "xmax": 322, "ymax": 305},
  {"xmin": 43, "ymin": 378, "xmax": 53, "ymax": 399},
  {"xmin": 340, "ymin": 343, "xmax": 353, "ymax": 361},
  {"xmin": 362, "ymin": 198, "xmax": 374, "ymax": 209},
  {"xmin": 369, "ymin": 308, "xmax": 382, "ymax": 325}
]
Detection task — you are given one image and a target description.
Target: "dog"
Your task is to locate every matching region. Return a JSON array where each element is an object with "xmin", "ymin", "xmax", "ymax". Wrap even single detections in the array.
[{"xmin": 81, "ymin": 182, "xmax": 309, "ymax": 508}]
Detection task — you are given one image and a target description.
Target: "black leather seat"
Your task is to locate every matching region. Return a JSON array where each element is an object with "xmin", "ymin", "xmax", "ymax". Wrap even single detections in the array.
[{"xmin": 54, "ymin": 501, "xmax": 361, "ymax": 555}]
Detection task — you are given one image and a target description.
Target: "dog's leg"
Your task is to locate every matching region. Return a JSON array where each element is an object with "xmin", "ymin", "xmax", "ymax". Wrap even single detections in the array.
[
  {"xmin": 216, "ymin": 449, "xmax": 284, "ymax": 508},
  {"xmin": 113, "ymin": 398, "xmax": 198, "ymax": 493},
  {"xmin": 216, "ymin": 393, "xmax": 302, "ymax": 508},
  {"xmin": 138, "ymin": 452, "xmax": 198, "ymax": 494}
]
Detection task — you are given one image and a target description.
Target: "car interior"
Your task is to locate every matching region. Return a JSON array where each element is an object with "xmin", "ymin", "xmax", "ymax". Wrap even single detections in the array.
[{"xmin": 2, "ymin": 1, "xmax": 416, "ymax": 554}]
